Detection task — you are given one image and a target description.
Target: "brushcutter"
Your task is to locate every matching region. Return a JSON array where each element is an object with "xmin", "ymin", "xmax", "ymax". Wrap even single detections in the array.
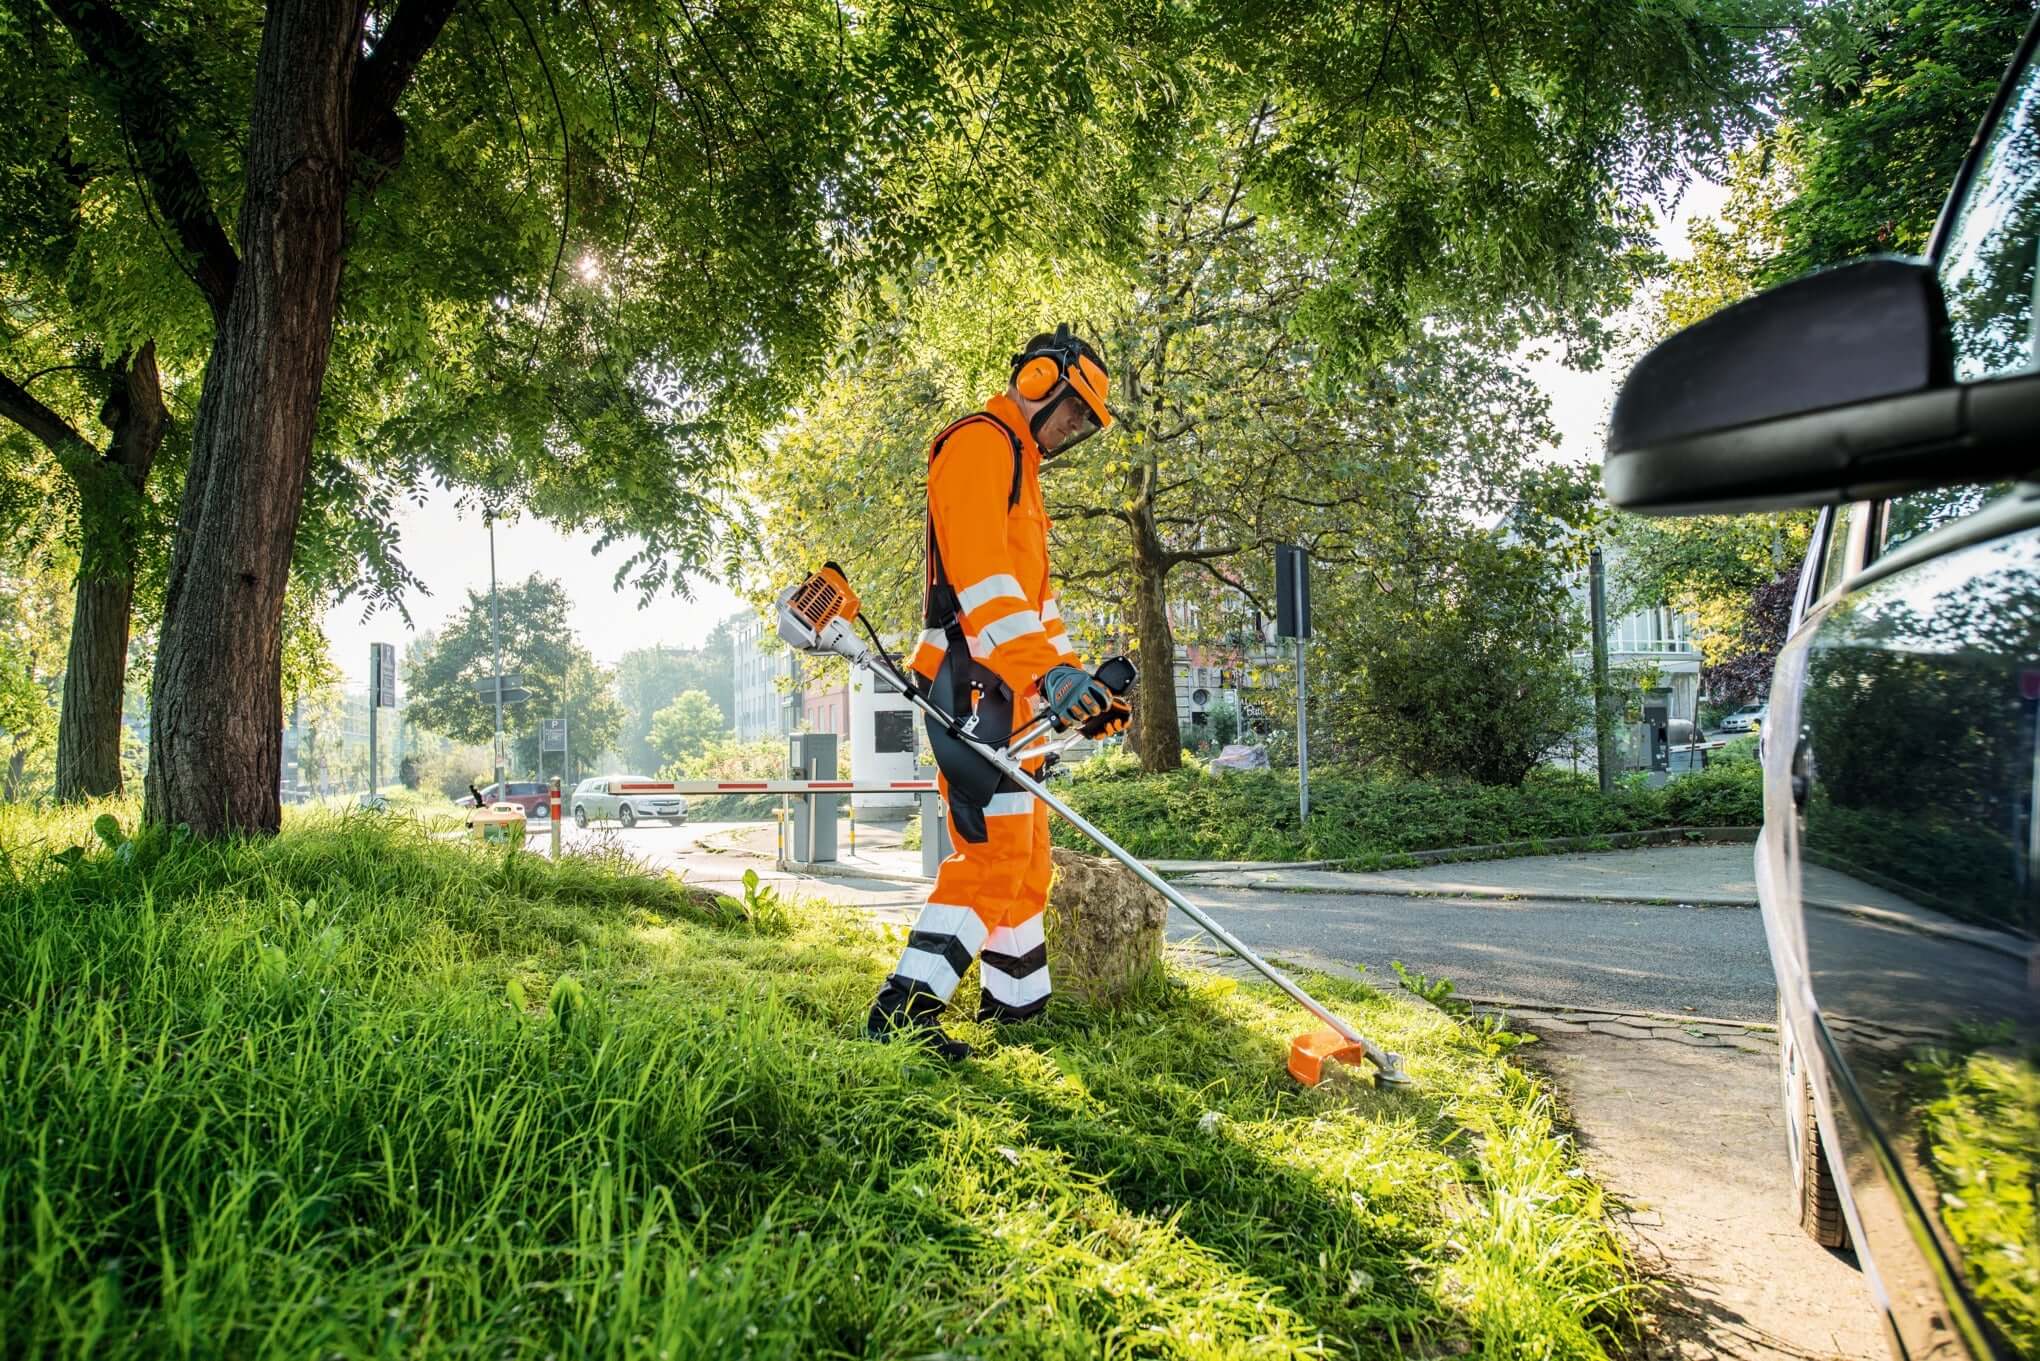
[{"xmin": 775, "ymin": 563, "xmax": 1413, "ymax": 1089}]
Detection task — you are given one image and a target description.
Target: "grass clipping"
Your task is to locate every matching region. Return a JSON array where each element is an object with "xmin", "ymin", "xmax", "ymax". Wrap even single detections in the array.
[{"xmin": 0, "ymin": 804, "xmax": 1637, "ymax": 1359}]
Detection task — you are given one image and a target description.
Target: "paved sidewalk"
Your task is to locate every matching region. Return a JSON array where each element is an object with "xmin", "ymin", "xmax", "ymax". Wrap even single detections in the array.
[
  {"xmin": 1169, "ymin": 845, "xmax": 1759, "ymax": 905},
  {"xmin": 720, "ymin": 822, "xmax": 1763, "ymax": 904}
]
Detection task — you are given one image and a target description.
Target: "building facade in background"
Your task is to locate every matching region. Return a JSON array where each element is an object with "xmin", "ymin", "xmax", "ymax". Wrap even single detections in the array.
[
  {"xmin": 730, "ymin": 612, "xmax": 799, "ymax": 741},
  {"xmin": 1570, "ymin": 544, "xmax": 1702, "ymax": 727}
]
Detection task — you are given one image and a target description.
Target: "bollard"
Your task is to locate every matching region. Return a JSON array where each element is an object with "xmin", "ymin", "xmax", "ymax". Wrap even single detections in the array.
[
  {"xmin": 775, "ymin": 798, "xmax": 788, "ymax": 867},
  {"xmin": 549, "ymin": 776, "xmax": 562, "ymax": 857},
  {"xmin": 847, "ymin": 803, "xmax": 857, "ymax": 858}
]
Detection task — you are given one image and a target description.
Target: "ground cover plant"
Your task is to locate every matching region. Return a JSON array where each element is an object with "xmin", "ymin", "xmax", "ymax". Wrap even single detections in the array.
[
  {"xmin": 1051, "ymin": 760, "xmax": 1762, "ymax": 864},
  {"xmin": 1, "ymin": 805, "xmax": 1637, "ymax": 1358}
]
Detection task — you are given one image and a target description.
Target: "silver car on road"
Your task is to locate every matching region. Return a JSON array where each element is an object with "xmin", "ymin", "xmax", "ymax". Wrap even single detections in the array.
[{"xmin": 570, "ymin": 775, "xmax": 688, "ymax": 828}]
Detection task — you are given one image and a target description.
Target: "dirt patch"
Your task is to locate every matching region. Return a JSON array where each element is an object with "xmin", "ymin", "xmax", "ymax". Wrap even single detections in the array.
[{"xmin": 1528, "ymin": 1032, "xmax": 1886, "ymax": 1360}]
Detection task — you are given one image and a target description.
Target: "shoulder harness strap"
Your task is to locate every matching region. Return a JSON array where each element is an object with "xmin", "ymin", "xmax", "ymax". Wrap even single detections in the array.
[{"xmin": 923, "ymin": 412, "xmax": 1025, "ymax": 631}]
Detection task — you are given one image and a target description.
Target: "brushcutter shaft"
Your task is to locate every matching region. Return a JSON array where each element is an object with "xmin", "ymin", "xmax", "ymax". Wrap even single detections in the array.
[
  {"xmin": 1000, "ymin": 760, "xmax": 1388, "ymax": 1063},
  {"xmin": 859, "ymin": 650, "xmax": 1404, "ymax": 1083}
]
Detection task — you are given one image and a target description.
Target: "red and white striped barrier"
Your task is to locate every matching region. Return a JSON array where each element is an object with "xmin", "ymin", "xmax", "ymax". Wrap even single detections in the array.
[{"xmin": 611, "ymin": 779, "xmax": 938, "ymax": 795}]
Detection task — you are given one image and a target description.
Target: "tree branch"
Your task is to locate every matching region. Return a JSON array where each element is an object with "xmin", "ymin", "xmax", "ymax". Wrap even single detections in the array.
[
  {"xmin": 351, "ymin": 0, "xmax": 461, "ymax": 149},
  {"xmin": 46, "ymin": 0, "xmax": 240, "ymax": 316},
  {"xmin": 0, "ymin": 365, "xmax": 96, "ymax": 463},
  {"xmin": 1186, "ymin": 555, "xmax": 1268, "ymax": 615},
  {"xmin": 1045, "ymin": 502, "xmax": 1132, "ymax": 524},
  {"xmin": 1163, "ymin": 542, "xmax": 1239, "ymax": 569}
]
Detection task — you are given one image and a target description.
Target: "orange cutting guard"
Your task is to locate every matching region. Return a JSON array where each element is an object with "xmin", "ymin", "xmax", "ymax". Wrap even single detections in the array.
[{"xmin": 1288, "ymin": 1029, "xmax": 1377, "ymax": 1086}]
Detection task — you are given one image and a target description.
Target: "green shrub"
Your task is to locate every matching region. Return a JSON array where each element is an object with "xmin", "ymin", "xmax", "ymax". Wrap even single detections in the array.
[
  {"xmin": 1661, "ymin": 763, "xmax": 1764, "ymax": 826},
  {"xmin": 1052, "ymin": 760, "xmax": 1761, "ymax": 862}
]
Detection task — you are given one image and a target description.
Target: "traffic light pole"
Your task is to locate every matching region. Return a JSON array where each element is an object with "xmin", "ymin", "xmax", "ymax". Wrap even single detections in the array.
[
  {"xmin": 1590, "ymin": 547, "xmax": 1616, "ymax": 794},
  {"xmin": 488, "ymin": 513, "xmax": 505, "ymax": 792},
  {"xmin": 1295, "ymin": 637, "xmax": 1309, "ymax": 821}
]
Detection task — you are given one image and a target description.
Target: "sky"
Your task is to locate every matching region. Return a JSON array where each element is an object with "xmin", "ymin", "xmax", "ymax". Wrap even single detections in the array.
[{"xmin": 325, "ymin": 178, "xmax": 1732, "ymax": 691}]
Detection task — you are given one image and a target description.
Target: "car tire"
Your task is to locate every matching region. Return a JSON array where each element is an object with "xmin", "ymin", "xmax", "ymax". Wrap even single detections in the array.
[
  {"xmin": 619, "ymin": 804, "xmax": 637, "ymax": 829},
  {"xmin": 573, "ymin": 805, "xmax": 588, "ymax": 829},
  {"xmin": 1781, "ymin": 999, "xmax": 1851, "ymax": 1250}
]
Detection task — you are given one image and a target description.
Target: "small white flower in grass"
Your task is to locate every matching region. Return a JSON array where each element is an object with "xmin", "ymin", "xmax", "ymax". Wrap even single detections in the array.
[
  {"xmin": 996, "ymin": 1146, "xmax": 1021, "ymax": 1166},
  {"xmin": 1197, "ymin": 1110, "xmax": 1223, "ymax": 1136}
]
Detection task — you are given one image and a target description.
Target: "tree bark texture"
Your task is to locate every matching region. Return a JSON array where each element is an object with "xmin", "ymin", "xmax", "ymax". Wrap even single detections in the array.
[
  {"xmin": 55, "ymin": 346, "xmax": 166, "ymax": 801},
  {"xmin": 1128, "ymin": 508, "xmax": 1182, "ymax": 773},
  {"xmin": 145, "ymin": 0, "xmax": 360, "ymax": 836}
]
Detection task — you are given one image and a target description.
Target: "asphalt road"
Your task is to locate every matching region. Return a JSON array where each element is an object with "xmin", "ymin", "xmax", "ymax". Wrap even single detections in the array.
[
  {"xmin": 545, "ymin": 817, "xmax": 1777, "ymax": 1022},
  {"xmin": 1172, "ymin": 887, "xmax": 1777, "ymax": 1021}
]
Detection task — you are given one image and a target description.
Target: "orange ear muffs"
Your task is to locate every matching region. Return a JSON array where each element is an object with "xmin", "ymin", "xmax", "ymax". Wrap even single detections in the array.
[{"xmin": 1014, "ymin": 354, "xmax": 1062, "ymax": 401}]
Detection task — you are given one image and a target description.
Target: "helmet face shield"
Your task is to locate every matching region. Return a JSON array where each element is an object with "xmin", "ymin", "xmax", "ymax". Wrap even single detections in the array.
[
  {"xmin": 1030, "ymin": 386, "xmax": 1105, "ymax": 458},
  {"xmin": 1068, "ymin": 352, "xmax": 1112, "ymax": 428}
]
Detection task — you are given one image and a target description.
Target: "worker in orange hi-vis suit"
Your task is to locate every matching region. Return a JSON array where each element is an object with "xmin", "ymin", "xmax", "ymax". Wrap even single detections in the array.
[{"xmin": 866, "ymin": 325, "xmax": 1131, "ymax": 1060}]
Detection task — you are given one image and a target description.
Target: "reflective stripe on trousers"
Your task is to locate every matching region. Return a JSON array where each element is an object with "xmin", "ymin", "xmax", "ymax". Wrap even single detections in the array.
[{"xmin": 882, "ymin": 769, "xmax": 1052, "ymax": 1021}]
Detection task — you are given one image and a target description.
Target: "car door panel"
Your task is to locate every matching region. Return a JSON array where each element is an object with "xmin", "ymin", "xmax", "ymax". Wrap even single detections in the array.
[{"xmin": 1772, "ymin": 513, "xmax": 2040, "ymax": 1360}]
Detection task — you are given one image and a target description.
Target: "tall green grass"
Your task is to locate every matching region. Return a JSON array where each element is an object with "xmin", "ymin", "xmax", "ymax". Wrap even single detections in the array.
[{"xmin": 1, "ymin": 805, "xmax": 1637, "ymax": 1358}]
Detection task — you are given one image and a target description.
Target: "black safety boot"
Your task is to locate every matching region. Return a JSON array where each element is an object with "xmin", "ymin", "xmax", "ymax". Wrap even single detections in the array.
[
  {"xmin": 976, "ymin": 995, "xmax": 1049, "ymax": 1027},
  {"xmin": 865, "ymin": 979, "xmax": 973, "ymax": 1061}
]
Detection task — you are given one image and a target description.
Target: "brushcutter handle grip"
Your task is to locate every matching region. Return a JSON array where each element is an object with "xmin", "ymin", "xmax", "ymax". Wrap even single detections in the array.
[{"xmin": 1093, "ymin": 655, "xmax": 1136, "ymax": 697}]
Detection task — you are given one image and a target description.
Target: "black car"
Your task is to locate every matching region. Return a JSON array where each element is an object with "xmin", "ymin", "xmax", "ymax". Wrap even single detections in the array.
[{"xmin": 1604, "ymin": 24, "xmax": 2040, "ymax": 1361}]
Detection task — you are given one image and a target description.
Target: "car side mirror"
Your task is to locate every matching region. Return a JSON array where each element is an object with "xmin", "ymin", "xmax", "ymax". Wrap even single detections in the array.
[{"xmin": 1604, "ymin": 256, "xmax": 2040, "ymax": 515}]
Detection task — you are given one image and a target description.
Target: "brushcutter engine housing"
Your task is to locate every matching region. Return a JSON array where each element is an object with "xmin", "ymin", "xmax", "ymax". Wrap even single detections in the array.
[{"xmin": 776, "ymin": 563, "xmax": 870, "ymax": 663}]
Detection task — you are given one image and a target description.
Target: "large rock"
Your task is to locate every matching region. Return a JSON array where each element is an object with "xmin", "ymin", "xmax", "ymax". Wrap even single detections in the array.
[{"xmin": 1044, "ymin": 846, "xmax": 1170, "ymax": 1007}]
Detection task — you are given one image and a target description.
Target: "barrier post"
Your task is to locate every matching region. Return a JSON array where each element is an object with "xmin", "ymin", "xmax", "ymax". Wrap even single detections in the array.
[
  {"xmin": 847, "ymin": 803, "xmax": 856, "ymax": 858},
  {"xmin": 775, "ymin": 797, "xmax": 788, "ymax": 867},
  {"xmin": 549, "ymin": 776, "xmax": 562, "ymax": 857}
]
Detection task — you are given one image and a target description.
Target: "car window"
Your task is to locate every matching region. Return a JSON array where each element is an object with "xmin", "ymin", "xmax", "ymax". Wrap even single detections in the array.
[
  {"xmin": 1814, "ymin": 503, "xmax": 1859, "ymax": 600},
  {"xmin": 1880, "ymin": 481, "xmax": 2017, "ymax": 555},
  {"xmin": 1938, "ymin": 47, "xmax": 2040, "ymax": 381}
]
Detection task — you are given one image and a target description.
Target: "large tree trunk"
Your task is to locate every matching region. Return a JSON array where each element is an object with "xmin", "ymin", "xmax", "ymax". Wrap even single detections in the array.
[
  {"xmin": 145, "ymin": 0, "xmax": 360, "ymax": 836},
  {"xmin": 56, "ymin": 345, "xmax": 166, "ymax": 802},
  {"xmin": 1128, "ymin": 513, "xmax": 1181, "ymax": 773}
]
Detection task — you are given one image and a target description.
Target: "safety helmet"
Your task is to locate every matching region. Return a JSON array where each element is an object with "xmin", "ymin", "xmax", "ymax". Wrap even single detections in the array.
[{"xmin": 1010, "ymin": 324, "xmax": 1113, "ymax": 458}]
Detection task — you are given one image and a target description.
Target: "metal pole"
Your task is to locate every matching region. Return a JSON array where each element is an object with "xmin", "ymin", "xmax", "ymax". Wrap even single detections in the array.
[
  {"xmin": 549, "ymin": 776, "xmax": 562, "ymax": 857},
  {"xmin": 488, "ymin": 513, "xmax": 506, "ymax": 792},
  {"xmin": 1295, "ymin": 637, "xmax": 1310, "ymax": 821},
  {"xmin": 1590, "ymin": 546, "xmax": 1615, "ymax": 794},
  {"xmin": 368, "ymin": 690, "xmax": 378, "ymax": 799}
]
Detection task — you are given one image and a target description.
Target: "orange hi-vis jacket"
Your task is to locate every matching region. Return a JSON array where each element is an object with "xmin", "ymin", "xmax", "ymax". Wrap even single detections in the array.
[{"xmin": 909, "ymin": 393, "xmax": 1080, "ymax": 699}]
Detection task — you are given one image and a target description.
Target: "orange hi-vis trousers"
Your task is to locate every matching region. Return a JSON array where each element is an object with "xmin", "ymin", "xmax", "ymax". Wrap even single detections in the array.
[{"xmin": 885, "ymin": 769, "xmax": 1052, "ymax": 1022}]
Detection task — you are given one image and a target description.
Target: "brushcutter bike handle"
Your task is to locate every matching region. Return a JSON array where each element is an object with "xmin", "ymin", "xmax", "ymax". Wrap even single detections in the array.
[{"xmin": 1012, "ymin": 655, "xmax": 1137, "ymax": 751}]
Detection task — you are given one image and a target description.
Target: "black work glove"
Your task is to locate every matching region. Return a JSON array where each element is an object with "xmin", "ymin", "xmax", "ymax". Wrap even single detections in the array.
[
  {"xmin": 1039, "ymin": 663, "xmax": 1111, "ymax": 727},
  {"xmin": 1082, "ymin": 696, "xmax": 1132, "ymax": 739}
]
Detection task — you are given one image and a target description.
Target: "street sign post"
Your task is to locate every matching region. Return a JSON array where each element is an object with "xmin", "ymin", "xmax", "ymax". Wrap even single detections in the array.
[
  {"xmin": 541, "ymin": 716, "xmax": 568, "ymax": 788},
  {"xmin": 368, "ymin": 643, "xmax": 397, "ymax": 799},
  {"xmin": 1274, "ymin": 544, "xmax": 1313, "ymax": 821},
  {"xmin": 474, "ymin": 674, "xmax": 531, "ymax": 705}
]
